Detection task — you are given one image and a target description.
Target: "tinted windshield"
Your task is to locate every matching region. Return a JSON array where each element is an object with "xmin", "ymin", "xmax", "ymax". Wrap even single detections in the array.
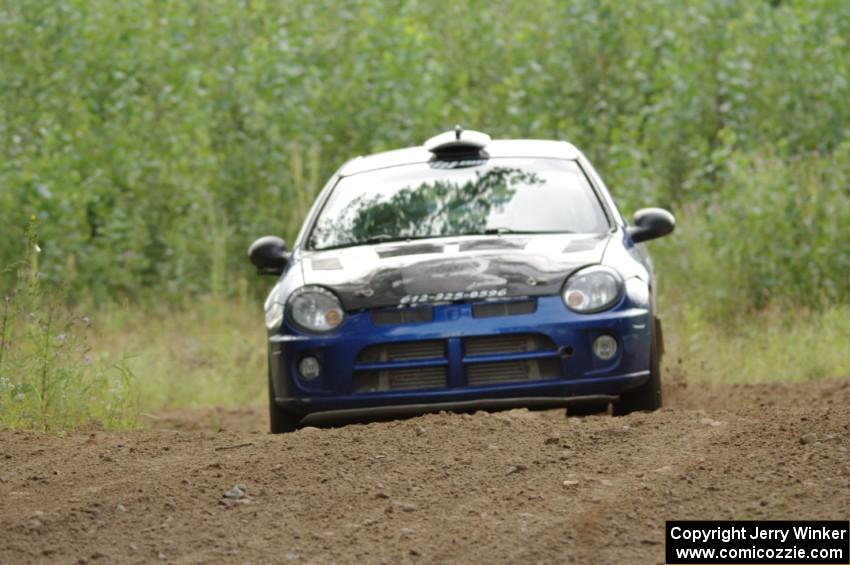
[{"xmin": 308, "ymin": 157, "xmax": 609, "ymax": 250}]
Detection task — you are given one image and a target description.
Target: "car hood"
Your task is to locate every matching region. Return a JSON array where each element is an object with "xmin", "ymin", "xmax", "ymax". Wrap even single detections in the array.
[{"xmin": 300, "ymin": 233, "xmax": 610, "ymax": 310}]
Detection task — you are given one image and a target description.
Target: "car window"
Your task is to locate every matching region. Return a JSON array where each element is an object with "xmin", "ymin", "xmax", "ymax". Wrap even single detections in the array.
[{"xmin": 307, "ymin": 157, "xmax": 609, "ymax": 250}]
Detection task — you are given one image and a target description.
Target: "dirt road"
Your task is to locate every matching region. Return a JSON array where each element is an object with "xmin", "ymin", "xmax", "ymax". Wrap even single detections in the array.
[{"xmin": 2, "ymin": 380, "xmax": 849, "ymax": 564}]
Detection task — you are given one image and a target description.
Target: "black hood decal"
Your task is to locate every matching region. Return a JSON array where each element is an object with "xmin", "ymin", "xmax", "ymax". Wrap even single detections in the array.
[{"xmin": 301, "ymin": 234, "xmax": 610, "ymax": 310}]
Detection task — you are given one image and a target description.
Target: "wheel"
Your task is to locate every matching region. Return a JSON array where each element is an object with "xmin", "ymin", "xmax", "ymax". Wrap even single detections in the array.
[
  {"xmin": 268, "ymin": 373, "xmax": 301, "ymax": 434},
  {"xmin": 613, "ymin": 316, "xmax": 662, "ymax": 415}
]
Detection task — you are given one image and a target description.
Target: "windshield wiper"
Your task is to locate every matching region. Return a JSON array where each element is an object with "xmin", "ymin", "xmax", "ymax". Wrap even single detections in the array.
[
  {"xmin": 479, "ymin": 228, "xmax": 575, "ymax": 235},
  {"xmin": 314, "ymin": 234, "xmax": 433, "ymax": 251},
  {"xmin": 364, "ymin": 234, "xmax": 395, "ymax": 243},
  {"xmin": 313, "ymin": 230, "xmax": 576, "ymax": 251}
]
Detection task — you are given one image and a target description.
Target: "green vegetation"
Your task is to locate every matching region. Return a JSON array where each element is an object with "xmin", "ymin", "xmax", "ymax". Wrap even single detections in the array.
[
  {"xmin": 1, "ymin": 0, "xmax": 848, "ymax": 428},
  {"xmin": 96, "ymin": 298, "xmax": 265, "ymax": 413},
  {"xmin": 0, "ymin": 219, "xmax": 136, "ymax": 429}
]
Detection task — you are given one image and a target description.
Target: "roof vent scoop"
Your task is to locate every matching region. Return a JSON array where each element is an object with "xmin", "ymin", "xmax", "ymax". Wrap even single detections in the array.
[{"xmin": 424, "ymin": 125, "xmax": 491, "ymax": 157}]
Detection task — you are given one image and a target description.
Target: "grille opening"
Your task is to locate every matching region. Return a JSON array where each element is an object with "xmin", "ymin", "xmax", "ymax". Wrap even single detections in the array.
[
  {"xmin": 371, "ymin": 306, "xmax": 433, "ymax": 326},
  {"xmin": 354, "ymin": 366, "xmax": 447, "ymax": 393},
  {"xmin": 466, "ymin": 358, "xmax": 561, "ymax": 385},
  {"xmin": 463, "ymin": 334, "xmax": 556, "ymax": 357},
  {"xmin": 358, "ymin": 340, "xmax": 445, "ymax": 363},
  {"xmin": 471, "ymin": 299, "xmax": 536, "ymax": 318}
]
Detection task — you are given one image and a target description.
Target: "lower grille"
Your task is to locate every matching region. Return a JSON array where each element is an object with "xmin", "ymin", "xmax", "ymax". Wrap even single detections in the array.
[
  {"xmin": 358, "ymin": 340, "xmax": 445, "ymax": 363},
  {"xmin": 353, "ymin": 333, "xmax": 560, "ymax": 392},
  {"xmin": 354, "ymin": 366, "xmax": 447, "ymax": 393},
  {"xmin": 466, "ymin": 358, "xmax": 561, "ymax": 386},
  {"xmin": 464, "ymin": 334, "xmax": 555, "ymax": 356}
]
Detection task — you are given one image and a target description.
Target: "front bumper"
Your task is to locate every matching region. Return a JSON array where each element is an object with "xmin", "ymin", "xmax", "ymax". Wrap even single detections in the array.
[
  {"xmin": 297, "ymin": 394, "xmax": 622, "ymax": 425},
  {"xmin": 269, "ymin": 295, "xmax": 652, "ymax": 417}
]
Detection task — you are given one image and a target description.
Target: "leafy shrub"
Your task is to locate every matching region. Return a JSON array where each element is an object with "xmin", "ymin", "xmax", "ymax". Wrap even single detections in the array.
[{"xmin": 656, "ymin": 148, "xmax": 850, "ymax": 319}]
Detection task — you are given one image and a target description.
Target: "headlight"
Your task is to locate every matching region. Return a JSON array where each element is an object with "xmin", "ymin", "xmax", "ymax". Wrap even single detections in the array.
[
  {"xmin": 287, "ymin": 286, "xmax": 345, "ymax": 332},
  {"xmin": 562, "ymin": 266, "xmax": 623, "ymax": 313}
]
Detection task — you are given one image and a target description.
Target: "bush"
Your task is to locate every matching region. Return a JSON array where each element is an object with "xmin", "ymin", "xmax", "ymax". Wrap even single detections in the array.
[{"xmin": 656, "ymin": 148, "xmax": 850, "ymax": 319}]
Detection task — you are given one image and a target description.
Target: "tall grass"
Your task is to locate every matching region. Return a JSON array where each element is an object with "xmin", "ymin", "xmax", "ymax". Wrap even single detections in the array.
[
  {"xmin": 94, "ymin": 298, "xmax": 266, "ymax": 412},
  {"xmin": 652, "ymin": 148, "xmax": 850, "ymax": 384},
  {"xmin": 0, "ymin": 219, "xmax": 137, "ymax": 430},
  {"xmin": 662, "ymin": 305, "xmax": 850, "ymax": 385}
]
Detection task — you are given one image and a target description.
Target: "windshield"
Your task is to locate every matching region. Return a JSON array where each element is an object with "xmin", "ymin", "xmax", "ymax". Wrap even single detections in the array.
[{"xmin": 307, "ymin": 157, "xmax": 609, "ymax": 250}]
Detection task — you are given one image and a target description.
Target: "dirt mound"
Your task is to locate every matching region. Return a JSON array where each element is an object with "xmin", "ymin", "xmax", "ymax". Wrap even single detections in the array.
[{"xmin": 2, "ymin": 380, "xmax": 849, "ymax": 564}]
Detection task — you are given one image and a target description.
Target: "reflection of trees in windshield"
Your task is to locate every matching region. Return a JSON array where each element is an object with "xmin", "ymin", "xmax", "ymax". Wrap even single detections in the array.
[{"xmin": 310, "ymin": 167, "xmax": 543, "ymax": 249}]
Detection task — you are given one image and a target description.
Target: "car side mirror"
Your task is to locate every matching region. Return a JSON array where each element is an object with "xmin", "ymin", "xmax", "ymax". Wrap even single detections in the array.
[
  {"xmin": 248, "ymin": 236, "xmax": 289, "ymax": 275},
  {"xmin": 627, "ymin": 208, "xmax": 675, "ymax": 243}
]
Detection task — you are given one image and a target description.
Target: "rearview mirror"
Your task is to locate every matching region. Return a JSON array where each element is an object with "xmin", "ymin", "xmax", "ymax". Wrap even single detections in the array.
[
  {"xmin": 627, "ymin": 208, "xmax": 675, "ymax": 243},
  {"xmin": 248, "ymin": 236, "xmax": 289, "ymax": 275}
]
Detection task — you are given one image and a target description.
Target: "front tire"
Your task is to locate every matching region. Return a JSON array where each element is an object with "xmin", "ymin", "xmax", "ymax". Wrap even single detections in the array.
[
  {"xmin": 268, "ymin": 374, "xmax": 300, "ymax": 434},
  {"xmin": 614, "ymin": 317, "xmax": 662, "ymax": 415}
]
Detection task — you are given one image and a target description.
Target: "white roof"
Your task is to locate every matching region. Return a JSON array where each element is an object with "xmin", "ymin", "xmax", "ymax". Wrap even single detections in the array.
[{"xmin": 338, "ymin": 138, "xmax": 581, "ymax": 176}]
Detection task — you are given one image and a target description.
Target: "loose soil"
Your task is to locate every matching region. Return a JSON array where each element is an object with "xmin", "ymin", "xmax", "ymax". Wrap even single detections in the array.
[{"xmin": 2, "ymin": 379, "xmax": 849, "ymax": 564}]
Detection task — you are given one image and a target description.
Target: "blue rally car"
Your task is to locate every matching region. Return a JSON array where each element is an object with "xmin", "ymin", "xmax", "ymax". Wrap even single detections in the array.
[{"xmin": 249, "ymin": 128, "xmax": 675, "ymax": 433}]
